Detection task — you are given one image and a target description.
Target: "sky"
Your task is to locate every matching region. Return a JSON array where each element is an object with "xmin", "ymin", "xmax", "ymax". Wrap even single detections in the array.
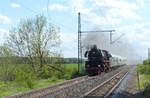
[{"xmin": 0, "ymin": 0, "xmax": 150, "ymax": 59}]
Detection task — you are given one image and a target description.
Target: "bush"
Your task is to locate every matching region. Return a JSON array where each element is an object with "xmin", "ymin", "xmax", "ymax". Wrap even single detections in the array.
[
  {"xmin": 60, "ymin": 74, "xmax": 71, "ymax": 80},
  {"xmin": 71, "ymin": 70, "xmax": 86, "ymax": 78},
  {"xmin": 38, "ymin": 64, "xmax": 66, "ymax": 79},
  {"xmin": 137, "ymin": 64, "xmax": 150, "ymax": 74},
  {"xmin": 0, "ymin": 64, "xmax": 16, "ymax": 81},
  {"xmin": 143, "ymin": 59, "xmax": 150, "ymax": 65},
  {"xmin": 143, "ymin": 77, "xmax": 150, "ymax": 96},
  {"xmin": 15, "ymin": 65, "xmax": 35, "ymax": 89},
  {"xmin": 137, "ymin": 60, "xmax": 150, "ymax": 97},
  {"xmin": 38, "ymin": 66, "xmax": 51, "ymax": 79}
]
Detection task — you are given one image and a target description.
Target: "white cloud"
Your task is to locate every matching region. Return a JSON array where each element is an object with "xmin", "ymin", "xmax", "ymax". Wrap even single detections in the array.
[
  {"xmin": 57, "ymin": 0, "xmax": 146, "ymax": 57},
  {"xmin": 68, "ymin": 0, "xmax": 146, "ymax": 46},
  {"xmin": 136, "ymin": 0, "xmax": 144, "ymax": 7},
  {"xmin": 60, "ymin": 32, "xmax": 78, "ymax": 57},
  {"xmin": 93, "ymin": 0, "xmax": 138, "ymax": 9},
  {"xmin": 0, "ymin": 14, "xmax": 11, "ymax": 24},
  {"xmin": 116, "ymin": 22, "xmax": 150, "ymax": 52},
  {"xmin": 48, "ymin": 4, "xmax": 68, "ymax": 11},
  {"xmin": 11, "ymin": 3, "xmax": 21, "ymax": 8},
  {"xmin": 69, "ymin": 0, "xmax": 143, "ymax": 26}
]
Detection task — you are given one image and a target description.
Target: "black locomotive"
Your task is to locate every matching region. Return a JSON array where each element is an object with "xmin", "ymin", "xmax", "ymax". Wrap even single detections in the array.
[{"xmin": 84, "ymin": 45, "xmax": 112, "ymax": 76}]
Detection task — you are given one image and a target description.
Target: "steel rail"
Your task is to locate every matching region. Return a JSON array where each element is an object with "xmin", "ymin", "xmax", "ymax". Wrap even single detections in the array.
[
  {"xmin": 83, "ymin": 69, "xmax": 129, "ymax": 97},
  {"xmin": 104, "ymin": 70, "xmax": 129, "ymax": 98}
]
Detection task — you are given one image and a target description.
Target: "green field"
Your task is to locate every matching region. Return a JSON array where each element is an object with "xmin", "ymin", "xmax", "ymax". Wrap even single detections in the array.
[
  {"xmin": 0, "ymin": 63, "xmax": 85, "ymax": 97},
  {"xmin": 64, "ymin": 63, "xmax": 85, "ymax": 71}
]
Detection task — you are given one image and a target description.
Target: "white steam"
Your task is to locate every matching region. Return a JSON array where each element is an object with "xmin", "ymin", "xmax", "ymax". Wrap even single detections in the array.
[{"xmin": 82, "ymin": 31, "xmax": 140, "ymax": 64}]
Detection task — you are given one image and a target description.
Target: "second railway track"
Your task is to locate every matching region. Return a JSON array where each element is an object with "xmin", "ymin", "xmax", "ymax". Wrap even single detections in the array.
[
  {"xmin": 6, "ymin": 66, "xmax": 129, "ymax": 98},
  {"xmin": 83, "ymin": 68, "xmax": 129, "ymax": 98}
]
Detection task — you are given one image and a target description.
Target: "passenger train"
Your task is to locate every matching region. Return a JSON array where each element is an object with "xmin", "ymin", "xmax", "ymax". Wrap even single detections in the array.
[{"xmin": 84, "ymin": 45, "xmax": 126, "ymax": 76}]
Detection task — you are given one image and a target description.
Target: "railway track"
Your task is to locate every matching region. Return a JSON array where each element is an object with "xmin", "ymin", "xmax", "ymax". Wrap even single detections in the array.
[
  {"xmin": 83, "ymin": 69, "xmax": 129, "ymax": 98},
  {"xmin": 6, "ymin": 75, "xmax": 99, "ymax": 98},
  {"xmin": 5, "ymin": 66, "xmax": 128, "ymax": 98}
]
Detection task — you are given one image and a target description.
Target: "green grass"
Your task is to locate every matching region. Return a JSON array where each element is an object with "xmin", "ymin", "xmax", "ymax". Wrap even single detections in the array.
[
  {"xmin": 0, "ymin": 81, "xmax": 30, "ymax": 97},
  {"xmin": 139, "ymin": 75, "xmax": 146, "ymax": 89},
  {"xmin": 63, "ymin": 63, "xmax": 85, "ymax": 71},
  {"xmin": 0, "ymin": 63, "xmax": 85, "ymax": 97},
  {"xmin": 137, "ymin": 61, "xmax": 150, "ymax": 97},
  {"xmin": 0, "ymin": 78, "xmax": 66, "ymax": 97},
  {"xmin": 34, "ymin": 78, "xmax": 65, "ymax": 89},
  {"xmin": 138, "ymin": 74, "xmax": 150, "ymax": 96},
  {"xmin": 139, "ymin": 74, "xmax": 150, "ymax": 89}
]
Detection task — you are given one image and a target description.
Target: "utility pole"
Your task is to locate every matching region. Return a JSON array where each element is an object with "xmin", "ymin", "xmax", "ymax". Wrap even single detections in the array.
[
  {"xmin": 148, "ymin": 48, "xmax": 150, "ymax": 59},
  {"xmin": 78, "ymin": 12, "xmax": 81, "ymax": 73},
  {"xmin": 110, "ymin": 31, "xmax": 113, "ymax": 44},
  {"xmin": 137, "ymin": 71, "xmax": 141, "ymax": 91}
]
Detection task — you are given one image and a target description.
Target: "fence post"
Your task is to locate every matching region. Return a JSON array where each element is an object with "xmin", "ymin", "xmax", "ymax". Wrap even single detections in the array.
[{"xmin": 137, "ymin": 71, "xmax": 141, "ymax": 91}]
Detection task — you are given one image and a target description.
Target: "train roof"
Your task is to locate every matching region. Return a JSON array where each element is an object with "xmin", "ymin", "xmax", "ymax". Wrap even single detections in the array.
[{"xmin": 111, "ymin": 54, "xmax": 126, "ymax": 59}]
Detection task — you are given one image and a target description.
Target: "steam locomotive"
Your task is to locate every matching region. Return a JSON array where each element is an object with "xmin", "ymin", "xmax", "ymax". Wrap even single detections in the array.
[{"xmin": 84, "ymin": 45, "xmax": 126, "ymax": 76}]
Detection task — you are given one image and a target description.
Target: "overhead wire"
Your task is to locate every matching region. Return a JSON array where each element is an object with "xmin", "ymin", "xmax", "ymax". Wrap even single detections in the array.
[
  {"xmin": 46, "ymin": 0, "xmax": 50, "ymax": 18},
  {"xmin": 9, "ymin": 0, "xmax": 76, "ymax": 33},
  {"xmin": 99, "ymin": 0, "xmax": 125, "ymax": 41},
  {"xmin": 9, "ymin": 0, "xmax": 37, "ymax": 14},
  {"xmin": 102, "ymin": 0, "xmax": 127, "ymax": 51},
  {"xmin": 95, "ymin": 0, "xmax": 114, "ymax": 29},
  {"xmin": 45, "ymin": 0, "xmax": 76, "ymax": 33}
]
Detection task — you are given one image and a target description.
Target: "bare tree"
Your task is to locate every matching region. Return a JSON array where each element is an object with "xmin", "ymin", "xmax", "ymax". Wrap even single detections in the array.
[{"xmin": 8, "ymin": 15, "xmax": 61, "ymax": 71}]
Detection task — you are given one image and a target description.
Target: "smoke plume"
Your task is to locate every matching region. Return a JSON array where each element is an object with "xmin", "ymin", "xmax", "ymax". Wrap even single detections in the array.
[{"xmin": 82, "ymin": 31, "xmax": 139, "ymax": 64}]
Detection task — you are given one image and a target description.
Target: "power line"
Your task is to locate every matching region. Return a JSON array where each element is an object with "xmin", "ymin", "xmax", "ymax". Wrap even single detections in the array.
[
  {"xmin": 9, "ymin": 1, "xmax": 75, "ymax": 38},
  {"xmin": 111, "ymin": 33, "xmax": 125, "ymax": 44},
  {"xmin": 81, "ymin": 30, "xmax": 115, "ymax": 33},
  {"xmin": 9, "ymin": 0, "xmax": 75, "ymax": 33},
  {"xmin": 94, "ymin": 0, "xmax": 120, "ymax": 30},
  {"xmin": 103, "ymin": 0, "xmax": 122, "ymax": 29},
  {"xmin": 94, "ymin": 0, "xmax": 126, "ymax": 46},
  {"xmin": 9, "ymin": 0, "xmax": 37, "ymax": 14},
  {"xmin": 93, "ymin": 0, "xmax": 112, "ymax": 28},
  {"xmin": 45, "ymin": 0, "xmax": 76, "ymax": 32},
  {"xmin": 46, "ymin": 0, "xmax": 50, "ymax": 18}
]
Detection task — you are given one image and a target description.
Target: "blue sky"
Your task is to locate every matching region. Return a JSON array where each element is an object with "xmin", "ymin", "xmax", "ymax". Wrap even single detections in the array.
[{"xmin": 0, "ymin": 0, "xmax": 150, "ymax": 59}]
